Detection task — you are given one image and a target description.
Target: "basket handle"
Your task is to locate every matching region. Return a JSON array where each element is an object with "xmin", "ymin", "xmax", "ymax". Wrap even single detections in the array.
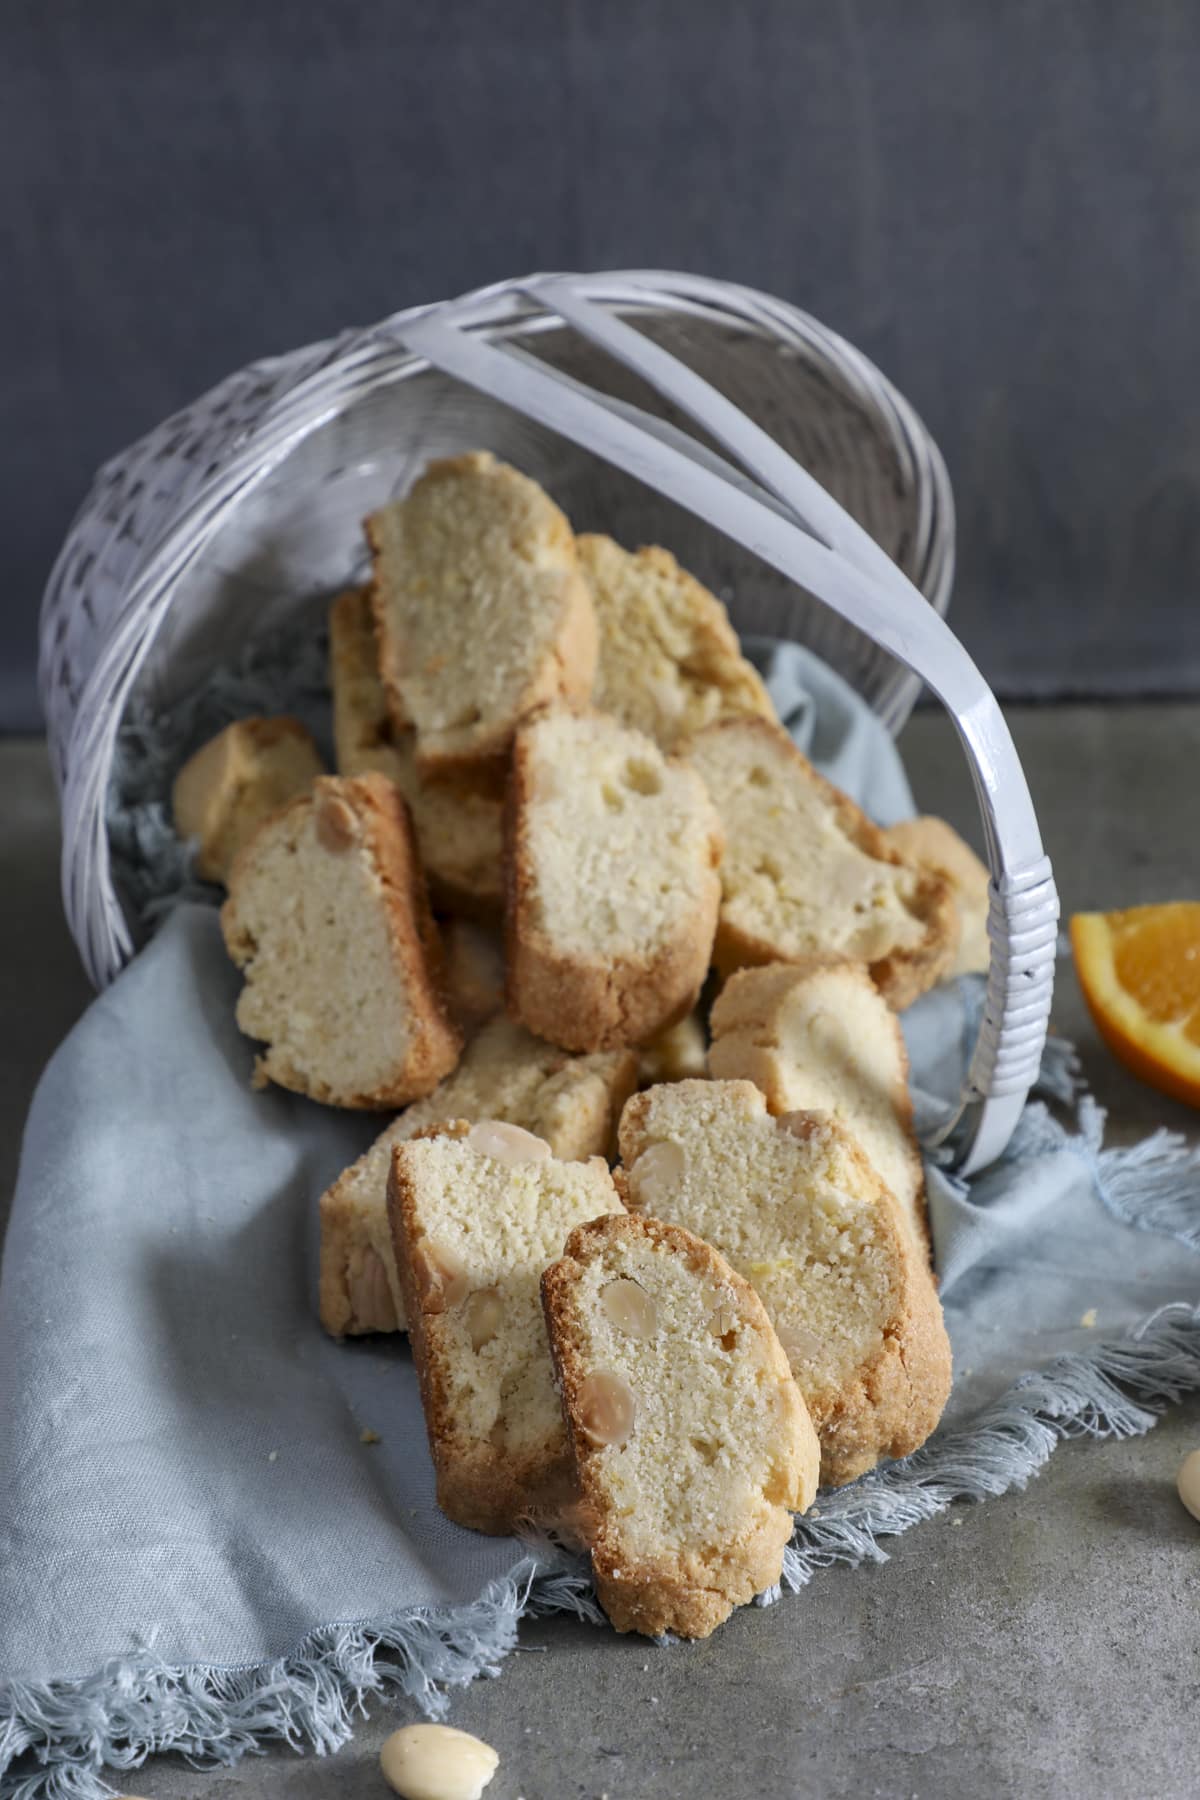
[{"xmin": 397, "ymin": 287, "xmax": 1058, "ymax": 1174}]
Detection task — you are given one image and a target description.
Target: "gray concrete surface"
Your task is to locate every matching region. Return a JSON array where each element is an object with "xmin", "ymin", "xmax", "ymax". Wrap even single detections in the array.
[{"xmin": 4, "ymin": 707, "xmax": 1200, "ymax": 1799}]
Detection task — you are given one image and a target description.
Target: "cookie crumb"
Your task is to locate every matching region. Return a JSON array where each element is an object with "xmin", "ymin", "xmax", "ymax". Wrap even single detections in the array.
[
  {"xmin": 1080, "ymin": 1308, "xmax": 1097, "ymax": 1328},
  {"xmin": 361, "ymin": 1427, "xmax": 381, "ymax": 1445}
]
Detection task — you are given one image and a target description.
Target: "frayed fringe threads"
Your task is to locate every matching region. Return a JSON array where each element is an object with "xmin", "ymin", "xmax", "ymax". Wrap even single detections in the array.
[
  {"xmin": 782, "ymin": 1300, "xmax": 1200, "ymax": 1591},
  {"xmin": 1007, "ymin": 1095, "xmax": 1200, "ymax": 1255},
  {"xmin": 6, "ymin": 1308, "xmax": 1200, "ymax": 1799},
  {"xmin": 0, "ymin": 1555, "xmax": 602, "ymax": 1800},
  {"xmin": 5, "ymin": 955, "xmax": 1198, "ymax": 1797}
]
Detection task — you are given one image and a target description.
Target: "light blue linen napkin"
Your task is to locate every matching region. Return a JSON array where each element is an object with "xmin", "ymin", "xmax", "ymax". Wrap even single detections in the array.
[{"xmin": 3, "ymin": 645, "xmax": 1199, "ymax": 1800}]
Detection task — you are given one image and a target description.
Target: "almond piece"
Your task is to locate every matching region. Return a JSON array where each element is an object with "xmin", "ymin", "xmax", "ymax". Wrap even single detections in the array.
[
  {"xmin": 466, "ymin": 1119, "xmax": 553, "ymax": 1165},
  {"xmin": 600, "ymin": 1278, "xmax": 658, "ymax": 1340},
  {"xmin": 315, "ymin": 792, "xmax": 360, "ymax": 852},
  {"xmin": 576, "ymin": 1369, "xmax": 637, "ymax": 1447}
]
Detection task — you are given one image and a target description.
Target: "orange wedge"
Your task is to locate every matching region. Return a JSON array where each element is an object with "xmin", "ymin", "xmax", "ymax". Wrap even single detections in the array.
[{"xmin": 1071, "ymin": 904, "xmax": 1200, "ymax": 1109}]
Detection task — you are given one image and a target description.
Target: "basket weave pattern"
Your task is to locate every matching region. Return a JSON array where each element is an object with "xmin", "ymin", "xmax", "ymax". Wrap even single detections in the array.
[{"xmin": 38, "ymin": 272, "xmax": 955, "ymax": 988}]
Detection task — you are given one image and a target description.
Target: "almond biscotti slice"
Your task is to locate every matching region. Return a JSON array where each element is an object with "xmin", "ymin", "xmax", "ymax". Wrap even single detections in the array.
[
  {"xmin": 617, "ymin": 1080, "xmax": 951, "ymax": 1486},
  {"xmin": 885, "ymin": 815, "xmax": 991, "ymax": 978},
  {"xmin": 319, "ymin": 1015, "xmax": 637, "ymax": 1337},
  {"xmin": 329, "ymin": 585, "xmax": 409, "ymax": 784},
  {"xmin": 542, "ymin": 1212, "xmax": 819, "ymax": 1639},
  {"xmin": 329, "ymin": 585, "xmax": 504, "ymax": 913},
  {"xmin": 389, "ymin": 1122, "xmax": 623, "ymax": 1534},
  {"xmin": 441, "ymin": 917, "xmax": 505, "ymax": 1033},
  {"xmin": 636, "ymin": 1009, "xmax": 708, "ymax": 1088},
  {"xmin": 366, "ymin": 452, "xmax": 597, "ymax": 775},
  {"xmin": 578, "ymin": 534, "xmax": 775, "ymax": 752},
  {"xmin": 172, "ymin": 715, "xmax": 325, "ymax": 884},
  {"xmin": 689, "ymin": 717, "xmax": 958, "ymax": 1009},
  {"xmin": 506, "ymin": 707, "xmax": 723, "ymax": 1051},
  {"xmin": 397, "ymin": 746, "xmax": 505, "ymax": 916},
  {"xmin": 221, "ymin": 773, "xmax": 461, "ymax": 1108},
  {"xmin": 708, "ymin": 960, "xmax": 928, "ymax": 1255}
]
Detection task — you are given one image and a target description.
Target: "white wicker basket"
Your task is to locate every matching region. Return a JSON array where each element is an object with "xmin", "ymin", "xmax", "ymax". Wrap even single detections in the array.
[
  {"xmin": 41, "ymin": 270, "xmax": 953, "ymax": 970},
  {"xmin": 40, "ymin": 268, "xmax": 1054, "ymax": 1172}
]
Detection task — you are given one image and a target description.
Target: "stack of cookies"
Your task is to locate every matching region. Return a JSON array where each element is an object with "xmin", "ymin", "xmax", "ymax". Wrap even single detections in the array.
[{"xmin": 171, "ymin": 450, "xmax": 993, "ymax": 1640}]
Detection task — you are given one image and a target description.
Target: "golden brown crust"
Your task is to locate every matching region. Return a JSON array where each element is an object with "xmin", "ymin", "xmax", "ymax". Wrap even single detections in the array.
[
  {"xmin": 699, "ymin": 717, "xmax": 960, "ymax": 1008},
  {"xmin": 172, "ymin": 714, "xmax": 326, "ymax": 885},
  {"xmin": 503, "ymin": 707, "xmax": 723, "ymax": 1051},
  {"xmin": 636, "ymin": 1010, "xmax": 708, "ymax": 1089},
  {"xmin": 791, "ymin": 1137, "xmax": 948, "ymax": 1484},
  {"xmin": 318, "ymin": 1203, "xmax": 354, "ymax": 1336},
  {"xmin": 318, "ymin": 1188, "xmax": 401, "ymax": 1337},
  {"xmin": 221, "ymin": 773, "xmax": 461, "ymax": 1109},
  {"xmin": 365, "ymin": 451, "xmax": 597, "ymax": 780},
  {"xmin": 616, "ymin": 1086, "xmax": 951, "ymax": 1488},
  {"xmin": 884, "ymin": 815, "xmax": 991, "ymax": 978},
  {"xmin": 426, "ymin": 868, "xmax": 505, "ymax": 922},
  {"xmin": 579, "ymin": 533, "xmax": 777, "ymax": 751},
  {"xmin": 542, "ymin": 1212, "xmax": 817, "ymax": 1639},
  {"xmin": 316, "ymin": 1028, "xmax": 638, "ymax": 1338},
  {"xmin": 329, "ymin": 585, "xmax": 506, "ymax": 916},
  {"xmin": 885, "ymin": 814, "xmax": 988, "ymax": 899},
  {"xmin": 440, "ymin": 918, "xmax": 505, "ymax": 1034},
  {"xmin": 387, "ymin": 1132, "xmax": 576, "ymax": 1535},
  {"xmin": 707, "ymin": 958, "xmax": 930, "ymax": 1260},
  {"xmin": 337, "ymin": 775, "xmax": 461, "ymax": 1105},
  {"xmin": 329, "ymin": 585, "xmax": 408, "ymax": 772}
]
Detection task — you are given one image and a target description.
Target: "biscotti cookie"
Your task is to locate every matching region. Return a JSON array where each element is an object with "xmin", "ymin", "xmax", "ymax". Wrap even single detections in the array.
[
  {"xmin": 221, "ymin": 773, "xmax": 461, "ymax": 1107},
  {"xmin": 398, "ymin": 746, "xmax": 505, "ymax": 916},
  {"xmin": 636, "ymin": 1010, "xmax": 708, "ymax": 1088},
  {"xmin": 329, "ymin": 586, "xmax": 504, "ymax": 913},
  {"xmin": 617, "ymin": 1080, "xmax": 951, "ymax": 1486},
  {"xmin": 885, "ymin": 815, "xmax": 991, "ymax": 978},
  {"xmin": 441, "ymin": 918, "xmax": 505, "ymax": 1033},
  {"xmin": 689, "ymin": 717, "xmax": 958, "ymax": 1009},
  {"xmin": 388, "ymin": 1122, "xmax": 623, "ymax": 1534},
  {"xmin": 366, "ymin": 452, "xmax": 597, "ymax": 774},
  {"xmin": 319, "ymin": 1015, "xmax": 637, "ymax": 1337},
  {"xmin": 329, "ymin": 585, "xmax": 408, "ymax": 785},
  {"xmin": 578, "ymin": 534, "xmax": 775, "ymax": 752},
  {"xmin": 542, "ymin": 1212, "xmax": 819, "ymax": 1639},
  {"xmin": 506, "ymin": 706, "xmax": 724, "ymax": 1051},
  {"xmin": 708, "ymin": 960, "xmax": 928, "ymax": 1255},
  {"xmin": 172, "ymin": 715, "xmax": 325, "ymax": 885}
]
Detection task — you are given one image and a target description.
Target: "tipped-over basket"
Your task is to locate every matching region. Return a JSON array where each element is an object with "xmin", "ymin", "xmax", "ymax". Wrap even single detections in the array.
[{"xmin": 38, "ymin": 268, "xmax": 1056, "ymax": 1174}]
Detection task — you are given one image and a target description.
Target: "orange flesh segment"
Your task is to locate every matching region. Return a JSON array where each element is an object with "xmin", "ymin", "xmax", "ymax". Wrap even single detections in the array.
[
  {"xmin": 1071, "ymin": 904, "xmax": 1200, "ymax": 1109},
  {"xmin": 1108, "ymin": 904, "xmax": 1200, "ymax": 1027}
]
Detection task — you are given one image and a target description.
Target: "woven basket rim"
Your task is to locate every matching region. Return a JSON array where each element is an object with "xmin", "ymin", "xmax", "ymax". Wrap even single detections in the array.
[{"xmin": 41, "ymin": 268, "xmax": 956, "ymax": 987}]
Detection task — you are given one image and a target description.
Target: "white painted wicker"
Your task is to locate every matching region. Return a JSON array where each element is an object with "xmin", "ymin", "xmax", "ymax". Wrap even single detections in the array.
[{"xmin": 39, "ymin": 269, "xmax": 1053, "ymax": 1171}]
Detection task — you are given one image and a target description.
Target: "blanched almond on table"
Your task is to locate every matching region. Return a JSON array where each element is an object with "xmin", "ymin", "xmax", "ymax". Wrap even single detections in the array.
[{"xmin": 380, "ymin": 1722, "xmax": 499, "ymax": 1800}]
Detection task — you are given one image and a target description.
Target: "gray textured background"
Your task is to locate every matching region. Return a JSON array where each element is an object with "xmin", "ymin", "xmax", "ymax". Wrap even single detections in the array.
[{"xmin": 4, "ymin": 0, "xmax": 1200, "ymax": 729}]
